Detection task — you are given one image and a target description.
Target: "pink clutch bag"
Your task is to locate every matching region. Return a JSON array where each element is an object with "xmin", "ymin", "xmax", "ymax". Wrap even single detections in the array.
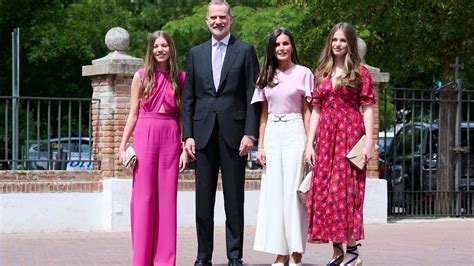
[
  {"xmin": 124, "ymin": 144, "xmax": 137, "ymax": 170},
  {"xmin": 346, "ymin": 135, "xmax": 367, "ymax": 170}
]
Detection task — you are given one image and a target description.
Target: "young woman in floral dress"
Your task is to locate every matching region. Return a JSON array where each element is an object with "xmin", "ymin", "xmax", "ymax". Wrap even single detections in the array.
[{"xmin": 304, "ymin": 22, "xmax": 375, "ymax": 266}]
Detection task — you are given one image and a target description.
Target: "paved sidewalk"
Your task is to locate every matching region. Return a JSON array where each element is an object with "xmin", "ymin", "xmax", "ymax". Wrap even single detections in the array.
[{"xmin": 1, "ymin": 219, "xmax": 473, "ymax": 265}]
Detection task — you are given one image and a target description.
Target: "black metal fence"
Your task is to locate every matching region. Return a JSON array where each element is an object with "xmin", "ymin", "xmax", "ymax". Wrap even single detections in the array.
[
  {"xmin": 379, "ymin": 83, "xmax": 473, "ymax": 217},
  {"xmin": 1, "ymin": 96, "xmax": 100, "ymax": 170}
]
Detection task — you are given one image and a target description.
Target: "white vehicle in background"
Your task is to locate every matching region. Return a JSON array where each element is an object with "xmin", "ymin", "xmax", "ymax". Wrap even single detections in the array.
[
  {"xmin": 26, "ymin": 137, "xmax": 93, "ymax": 170},
  {"xmin": 379, "ymin": 131, "xmax": 395, "ymax": 154}
]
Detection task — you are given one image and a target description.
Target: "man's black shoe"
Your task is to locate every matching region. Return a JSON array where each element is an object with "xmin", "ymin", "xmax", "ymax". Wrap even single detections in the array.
[
  {"xmin": 194, "ymin": 259, "xmax": 212, "ymax": 266},
  {"xmin": 228, "ymin": 258, "xmax": 243, "ymax": 266}
]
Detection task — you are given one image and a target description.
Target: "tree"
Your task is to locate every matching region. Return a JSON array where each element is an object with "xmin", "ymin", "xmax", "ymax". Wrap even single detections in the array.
[
  {"xmin": 1, "ymin": 0, "xmax": 472, "ymax": 96},
  {"xmin": 296, "ymin": 0, "xmax": 473, "ymax": 87},
  {"xmin": 164, "ymin": 3, "xmax": 303, "ymax": 67}
]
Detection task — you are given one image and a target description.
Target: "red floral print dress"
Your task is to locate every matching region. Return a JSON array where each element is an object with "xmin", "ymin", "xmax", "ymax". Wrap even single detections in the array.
[{"xmin": 307, "ymin": 65, "xmax": 375, "ymax": 243}]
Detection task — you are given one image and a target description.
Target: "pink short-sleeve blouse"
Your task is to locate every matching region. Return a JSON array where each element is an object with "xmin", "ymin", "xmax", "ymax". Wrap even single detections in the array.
[{"xmin": 251, "ymin": 65, "xmax": 314, "ymax": 114}]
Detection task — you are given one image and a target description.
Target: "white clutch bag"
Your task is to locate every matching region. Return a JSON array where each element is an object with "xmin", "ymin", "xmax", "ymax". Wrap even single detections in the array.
[
  {"xmin": 346, "ymin": 135, "xmax": 367, "ymax": 170},
  {"xmin": 297, "ymin": 170, "xmax": 312, "ymax": 204},
  {"xmin": 124, "ymin": 144, "xmax": 137, "ymax": 170}
]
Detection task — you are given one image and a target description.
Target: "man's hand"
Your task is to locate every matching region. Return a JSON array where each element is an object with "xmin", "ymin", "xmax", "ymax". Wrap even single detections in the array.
[
  {"xmin": 239, "ymin": 135, "xmax": 254, "ymax": 157},
  {"xmin": 184, "ymin": 138, "xmax": 196, "ymax": 160}
]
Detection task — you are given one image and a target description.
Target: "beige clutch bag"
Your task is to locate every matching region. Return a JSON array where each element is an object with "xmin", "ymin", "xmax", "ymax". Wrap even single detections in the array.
[
  {"xmin": 346, "ymin": 135, "xmax": 367, "ymax": 170},
  {"xmin": 297, "ymin": 169, "xmax": 312, "ymax": 204},
  {"xmin": 124, "ymin": 144, "xmax": 137, "ymax": 170}
]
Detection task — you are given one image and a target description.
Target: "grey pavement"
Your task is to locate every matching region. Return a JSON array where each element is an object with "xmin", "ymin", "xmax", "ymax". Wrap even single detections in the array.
[{"xmin": 1, "ymin": 219, "xmax": 473, "ymax": 265}]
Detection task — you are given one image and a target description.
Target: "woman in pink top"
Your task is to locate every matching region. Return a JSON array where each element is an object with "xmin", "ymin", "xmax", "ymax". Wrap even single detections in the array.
[
  {"xmin": 251, "ymin": 28, "xmax": 313, "ymax": 266},
  {"xmin": 118, "ymin": 31, "xmax": 188, "ymax": 266}
]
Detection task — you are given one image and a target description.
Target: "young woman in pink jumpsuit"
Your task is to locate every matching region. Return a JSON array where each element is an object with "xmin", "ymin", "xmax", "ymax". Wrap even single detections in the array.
[{"xmin": 118, "ymin": 31, "xmax": 188, "ymax": 266}]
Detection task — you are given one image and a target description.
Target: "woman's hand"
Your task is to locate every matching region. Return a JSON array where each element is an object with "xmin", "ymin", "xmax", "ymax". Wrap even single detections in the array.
[
  {"xmin": 117, "ymin": 148, "xmax": 126, "ymax": 166},
  {"xmin": 179, "ymin": 150, "xmax": 188, "ymax": 172},
  {"xmin": 256, "ymin": 147, "xmax": 266, "ymax": 167},
  {"xmin": 363, "ymin": 138, "xmax": 374, "ymax": 163},
  {"xmin": 304, "ymin": 144, "xmax": 315, "ymax": 167}
]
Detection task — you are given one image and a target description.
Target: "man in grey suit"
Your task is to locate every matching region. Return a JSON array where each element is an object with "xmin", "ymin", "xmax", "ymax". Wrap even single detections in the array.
[{"xmin": 183, "ymin": 1, "xmax": 260, "ymax": 265}]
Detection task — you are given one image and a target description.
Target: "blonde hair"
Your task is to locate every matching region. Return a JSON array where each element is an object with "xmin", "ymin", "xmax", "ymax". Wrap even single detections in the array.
[
  {"xmin": 315, "ymin": 22, "xmax": 361, "ymax": 90},
  {"xmin": 143, "ymin": 31, "xmax": 182, "ymax": 117}
]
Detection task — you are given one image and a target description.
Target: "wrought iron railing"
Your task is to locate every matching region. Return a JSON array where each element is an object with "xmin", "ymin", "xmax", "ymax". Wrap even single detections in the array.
[
  {"xmin": 380, "ymin": 85, "xmax": 473, "ymax": 217},
  {"xmin": 0, "ymin": 96, "xmax": 100, "ymax": 170}
]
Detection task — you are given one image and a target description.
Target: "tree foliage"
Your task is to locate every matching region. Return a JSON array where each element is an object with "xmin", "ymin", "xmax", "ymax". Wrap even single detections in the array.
[
  {"xmin": 0, "ymin": 0, "xmax": 472, "ymax": 98},
  {"xmin": 163, "ymin": 3, "xmax": 303, "ymax": 67},
  {"xmin": 295, "ymin": 0, "xmax": 473, "ymax": 87}
]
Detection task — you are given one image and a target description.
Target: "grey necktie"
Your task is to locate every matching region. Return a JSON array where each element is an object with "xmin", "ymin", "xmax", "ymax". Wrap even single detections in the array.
[{"xmin": 213, "ymin": 41, "xmax": 224, "ymax": 91}]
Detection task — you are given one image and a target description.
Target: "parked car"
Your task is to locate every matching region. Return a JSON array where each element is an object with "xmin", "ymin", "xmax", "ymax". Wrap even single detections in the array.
[
  {"xmin": 379, "ymin": 131, "xmax": 395, "ymax": 154},
  {"xmin": 378, "ymin": 131, "xmax": 394, "ymax": 175},
  {"xmin": 247, "ymin": 144, "xmax": 261, "ymax": 170},
  {"xmin": 26, "ymin": 137, "xmax": 93, "ymax": 170},
  {"xmin": 382, "ymin": 122, "xmax": 474, "ymax": 192}
]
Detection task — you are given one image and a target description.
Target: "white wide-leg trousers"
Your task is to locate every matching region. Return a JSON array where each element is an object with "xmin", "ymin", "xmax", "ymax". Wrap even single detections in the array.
[{"xmin": 254, "ymin": 113, "xmax": 308, "ymax": 255}]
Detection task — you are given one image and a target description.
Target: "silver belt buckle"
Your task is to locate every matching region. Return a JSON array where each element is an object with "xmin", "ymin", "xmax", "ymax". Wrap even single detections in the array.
[{"xmin": 274, "ymin": 115, "xmax": 286, "ymax": 122}]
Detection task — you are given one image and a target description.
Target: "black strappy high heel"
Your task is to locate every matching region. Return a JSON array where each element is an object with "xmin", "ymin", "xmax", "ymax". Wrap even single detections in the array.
[
  {"xmin": 343, "ymin": 243, "xmax": 362, "ymax": 266},
  {"xmin": 326, "ymin": 243, "xmax": 344, "ymax": 265}
]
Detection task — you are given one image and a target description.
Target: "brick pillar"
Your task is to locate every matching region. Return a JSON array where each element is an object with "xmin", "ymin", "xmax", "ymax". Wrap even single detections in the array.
[
  {"xmin": 358, "ymin": 38, "xmax": 390, "ymax": 179},
  {"xmin": 82, "ymin": 27, "xmax": 143, "ymax": 179}
]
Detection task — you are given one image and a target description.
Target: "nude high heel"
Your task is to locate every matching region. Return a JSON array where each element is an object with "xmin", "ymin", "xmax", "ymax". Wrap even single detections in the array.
[
  {"xmin": 289, "ymin": 252, "xmax": 302, "ymax": 266},
  {"xmin": 272, "ymin": 255, "xmax": 289, "ymax": 266}
]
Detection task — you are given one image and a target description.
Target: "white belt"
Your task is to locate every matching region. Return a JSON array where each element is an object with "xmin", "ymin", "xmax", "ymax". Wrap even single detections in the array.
[{"xmin": 267, "ymin": 113, "xmax": 302, "ymax": 122}]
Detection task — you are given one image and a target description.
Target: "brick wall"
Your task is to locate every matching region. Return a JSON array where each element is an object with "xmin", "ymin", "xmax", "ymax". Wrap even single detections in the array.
[
  {"xmin": 0, "ymin": 169, "xmax": 261, "ymax": 193},
  {"xmin": 366, "ymin": 68, "xmax": 390, "ymax": 178},
  {"xmin": 0, "ymin": 170, "xmax": 102, "ymax": 193},
  {"xmin": 367, "ymin": 82, "xmax": 380, "ymax": 179},
  {"xmin": 90, "ymin": 74, "xmax": 134, "ymax": 179}
]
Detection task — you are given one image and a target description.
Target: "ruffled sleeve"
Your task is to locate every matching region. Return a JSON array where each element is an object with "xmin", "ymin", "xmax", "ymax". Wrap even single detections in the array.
[
  {"xmin": 301, "ymin": 67, "xmax": 314, "ymax": 103},
  {"xmin": 359, "ymin": 65, "xmax": 376, "ymax": 106},
  {"xmin": 251, "ymin": 87, "xmax": 266, "ymax": 104},
  {"xmin": 310, "ymin": 70, "xmax": 322, "ymax": 107}
]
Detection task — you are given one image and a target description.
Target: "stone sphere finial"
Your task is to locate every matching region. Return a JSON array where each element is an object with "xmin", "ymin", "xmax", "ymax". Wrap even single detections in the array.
[
  {"xmin": 356, "ymin": 37, "xmax": 380, "ymax": 73},
  {"xmin": 357, "ymin": 37, "xmax": 367, "ymax": 62},
  {"xmin": 90, "ymin": 27, "xmax": 142, "ymax": 65},
  {"xmin": 105, "ymin": 27, "xmax": 130, "ymax": 52}
]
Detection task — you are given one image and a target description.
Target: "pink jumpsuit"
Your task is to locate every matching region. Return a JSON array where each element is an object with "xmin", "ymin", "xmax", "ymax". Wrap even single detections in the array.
[{"xmin": 131, "ymin": 68, "xmax": 185, "ymax": 266}]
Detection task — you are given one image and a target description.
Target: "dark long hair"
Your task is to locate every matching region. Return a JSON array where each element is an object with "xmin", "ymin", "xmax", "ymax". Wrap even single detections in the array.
[{"xmin": 256, "ymin": 28, "xmax": 299, "ymax": 89}]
